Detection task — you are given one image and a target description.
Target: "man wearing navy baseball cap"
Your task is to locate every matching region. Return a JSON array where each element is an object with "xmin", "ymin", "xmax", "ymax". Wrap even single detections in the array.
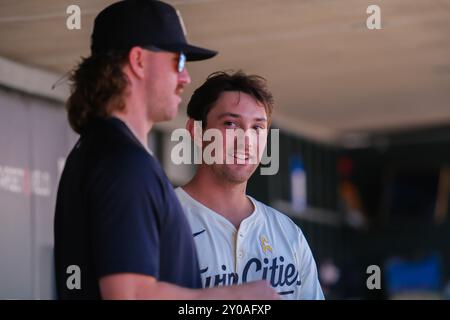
[{"xmin": 54, "ymin": 0, "xmax": 278, "ymax": 299}]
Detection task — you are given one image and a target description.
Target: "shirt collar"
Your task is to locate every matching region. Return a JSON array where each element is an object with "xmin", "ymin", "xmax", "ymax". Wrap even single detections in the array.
[{"xmin": 107, "ymin": 116, "xmax": 154, "ymax": 156}]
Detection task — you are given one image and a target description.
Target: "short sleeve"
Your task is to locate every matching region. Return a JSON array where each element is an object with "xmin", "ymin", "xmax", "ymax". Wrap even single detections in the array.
[{"xmin": 296, "ymin": 228, "xmax": 325, "ymax": 300}]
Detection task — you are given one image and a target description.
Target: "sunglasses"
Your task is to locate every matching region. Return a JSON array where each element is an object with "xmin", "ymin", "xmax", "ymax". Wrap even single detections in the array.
[
  {"xmin": 177, "ymin": 52, "xmax": 186, "ymax": 73},
  {"xmin": 143, "ymin": 45, "xmax": 186, "ymax": 73}
]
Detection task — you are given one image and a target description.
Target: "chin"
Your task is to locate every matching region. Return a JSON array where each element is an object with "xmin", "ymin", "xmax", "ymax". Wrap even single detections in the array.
[
  {"xmin": 222, "ymin": 167, "xmax": 256, "ymax": 184},
  {"xmin": 164, "ymin": 108, "xmax": 178, "ymax": 121},
  {"xmin": 224, "ymin": 175, "xmax": 249, "ymax": 184}
]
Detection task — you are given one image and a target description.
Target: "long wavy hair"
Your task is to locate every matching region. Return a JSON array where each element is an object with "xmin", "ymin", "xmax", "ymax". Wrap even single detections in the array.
[{"xmin": 66, "ymin": 51, "xmax": 130, "ymax": 134}]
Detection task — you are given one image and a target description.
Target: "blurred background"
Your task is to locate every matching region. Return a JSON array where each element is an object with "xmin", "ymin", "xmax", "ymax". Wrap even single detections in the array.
[{"xmin": 1, "ymin": 0, "xmax": 450, "ymax": 299}]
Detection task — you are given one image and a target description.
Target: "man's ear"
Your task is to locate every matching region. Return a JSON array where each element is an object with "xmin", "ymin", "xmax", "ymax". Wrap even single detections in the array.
[
  {"xmin": 127, "ymin": 46, "xmax": 146, "ymax": 79},
  {"xmin": 186, "ymin": 118, "xmax": 203, "ymax": 147}
]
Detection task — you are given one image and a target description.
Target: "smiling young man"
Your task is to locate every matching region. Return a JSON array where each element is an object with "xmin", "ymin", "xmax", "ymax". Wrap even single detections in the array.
[
  {"xmin": 54, "ymin": 1, "xmax": 277, "ymax": 300},
  {"xmin": 176, "ymin": 71, "xmax": 325, "ymax": 299}
]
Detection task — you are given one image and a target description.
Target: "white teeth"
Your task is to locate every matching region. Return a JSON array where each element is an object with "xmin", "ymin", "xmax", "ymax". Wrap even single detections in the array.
[
  {"xmin": 227, "ymin": 152, "xmax": 248, "ymax": 160},
  {"xmin": 234, "ymin": 153, "xmax": 248, "ymax": 160}
]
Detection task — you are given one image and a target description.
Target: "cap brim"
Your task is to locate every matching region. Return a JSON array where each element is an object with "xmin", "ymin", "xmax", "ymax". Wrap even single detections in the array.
[{"xmin": 157, "ymin": 43, "xmax": 218, "ymax": 61}]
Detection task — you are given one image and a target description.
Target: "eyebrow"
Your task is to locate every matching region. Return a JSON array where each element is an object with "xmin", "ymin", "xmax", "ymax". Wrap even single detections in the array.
[{"xmin": 217, "ymin": 112, "xmax": 267, "ymax": 122}]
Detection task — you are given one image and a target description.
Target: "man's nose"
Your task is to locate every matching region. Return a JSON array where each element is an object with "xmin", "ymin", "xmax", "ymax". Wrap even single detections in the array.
[
  {"xmin": 179, "ymin": 67, "xmax": 191, "ymax": 85},
  {"xmin": 235, "ymin": 132, "xmax": 256, "ymax": 152}
]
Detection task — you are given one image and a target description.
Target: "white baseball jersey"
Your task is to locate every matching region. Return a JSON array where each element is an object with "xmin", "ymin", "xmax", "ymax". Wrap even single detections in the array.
[{"xmin": 175, "ymin": 187, "xmax": 324, "ymax": 300}]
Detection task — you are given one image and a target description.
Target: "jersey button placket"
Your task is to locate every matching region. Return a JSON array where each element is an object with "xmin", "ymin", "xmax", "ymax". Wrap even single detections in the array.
[{"xmin": 235, "ymin": 230, "xmax": 245, "ymax": 277}]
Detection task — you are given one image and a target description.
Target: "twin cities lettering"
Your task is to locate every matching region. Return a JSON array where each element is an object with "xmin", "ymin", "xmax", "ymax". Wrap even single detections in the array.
[{"xmin": 200, "ymin": 255, "xmax": 301, "ymax": 288}]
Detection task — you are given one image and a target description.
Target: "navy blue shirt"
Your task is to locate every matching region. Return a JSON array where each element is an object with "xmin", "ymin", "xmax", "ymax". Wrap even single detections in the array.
[{"xmin": 54, "ymin": 117, "xmax": 202, "ymax": 299}]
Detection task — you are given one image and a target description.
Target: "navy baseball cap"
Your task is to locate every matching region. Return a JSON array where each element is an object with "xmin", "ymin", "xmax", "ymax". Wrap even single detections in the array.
[{"xmin": 91, "ymin": 0, "xmax": 218, "ymax": 61}]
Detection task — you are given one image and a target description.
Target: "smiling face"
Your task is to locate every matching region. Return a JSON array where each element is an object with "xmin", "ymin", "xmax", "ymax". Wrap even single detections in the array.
[{"xmin": 202, "ymin": 91, "xmax": 268, "ymax": 184}]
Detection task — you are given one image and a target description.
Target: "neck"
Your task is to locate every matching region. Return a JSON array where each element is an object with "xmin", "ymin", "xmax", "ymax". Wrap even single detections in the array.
[
  {"xmin": 110, "ymin": 93, "xmax": 152, "ymax": 147},
  {"xmin": 183, "ymin": 166, "xmax": 253, "ymax": 229}
]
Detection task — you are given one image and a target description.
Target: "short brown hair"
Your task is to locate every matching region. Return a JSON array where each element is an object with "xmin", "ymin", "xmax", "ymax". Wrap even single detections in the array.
[
  {"xmin": 187, "ymin": 70, "xmax": 274, "ymax": 127},
  {"xmin": 66, "ymin": 51, "xmax": 130, "ymax": 134}
]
